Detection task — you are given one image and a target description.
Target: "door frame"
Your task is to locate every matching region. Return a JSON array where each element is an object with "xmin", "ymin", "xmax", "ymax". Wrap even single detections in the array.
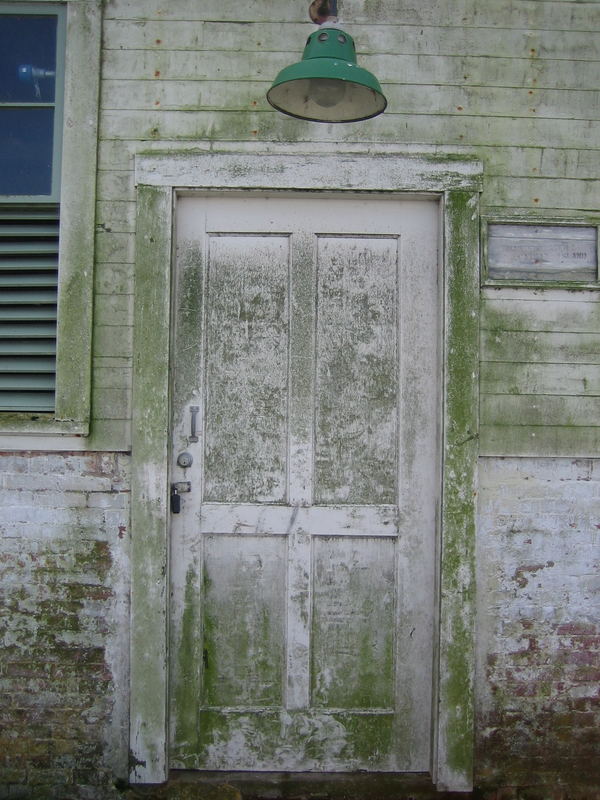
[{"xmin": 130, "ymin": 151, "xmax": 482, "ymax": 791}]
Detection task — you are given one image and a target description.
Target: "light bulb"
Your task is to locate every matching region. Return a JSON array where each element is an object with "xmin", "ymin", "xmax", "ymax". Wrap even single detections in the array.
[{"xmin": 309, "ymin": 77, "xmax": 346, "ymax": 108}]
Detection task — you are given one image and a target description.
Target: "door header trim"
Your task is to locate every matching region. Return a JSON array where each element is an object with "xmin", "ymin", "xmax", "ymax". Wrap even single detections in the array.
[{"xmin": 135, "ymin": 152, "xmax": 482, "ymax": 194}]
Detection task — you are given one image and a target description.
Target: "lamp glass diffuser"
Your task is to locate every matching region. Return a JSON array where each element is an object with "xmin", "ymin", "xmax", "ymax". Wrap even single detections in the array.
[{"xmin": 267, "ymin": 26, "xmax": 387, "ymax": 123}]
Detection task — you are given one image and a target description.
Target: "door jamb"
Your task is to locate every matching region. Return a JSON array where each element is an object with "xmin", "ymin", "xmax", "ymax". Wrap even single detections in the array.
[{"xmin": 130, "ymin": 152, "xmax": 482, "ymax": 791}]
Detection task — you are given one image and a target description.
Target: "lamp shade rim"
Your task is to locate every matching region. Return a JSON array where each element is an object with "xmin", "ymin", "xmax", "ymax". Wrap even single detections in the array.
[{"xmin": 267, "ymin": 77, "xmax": 387, "ymax": 123}]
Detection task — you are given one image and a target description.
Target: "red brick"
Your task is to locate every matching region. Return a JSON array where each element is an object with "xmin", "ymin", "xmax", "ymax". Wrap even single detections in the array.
[{"xmin": 556, "ymin": 623, "xmax": 597, "ymax": 636}]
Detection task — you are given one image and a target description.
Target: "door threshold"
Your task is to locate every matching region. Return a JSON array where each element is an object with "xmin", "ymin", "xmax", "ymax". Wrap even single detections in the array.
[{"xmin": 135, "ymin": 771, "xmax": 471, "ymax": 799}]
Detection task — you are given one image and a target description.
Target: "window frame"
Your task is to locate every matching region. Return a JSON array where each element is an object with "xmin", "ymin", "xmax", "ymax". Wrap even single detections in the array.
[
  {"xmin": 0, "ymin": 2, "xmax": 66, "ymax": 203},
  {"xmin": 0, "ymin": 0, "xmax": 101, "ymax": 435}
]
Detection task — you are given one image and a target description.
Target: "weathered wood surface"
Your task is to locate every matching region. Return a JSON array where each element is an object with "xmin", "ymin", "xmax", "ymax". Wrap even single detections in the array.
[
  {"xmin": 314, "ymin": 236, "xmax": 398, "ymax": 504},
  {"xmin": 101, "ymin": 49, "xmax": 600, "ymax": 95},
  {"xmin": 203, "ymin": 234, "xmax": 289, "ymax": 503},
  {"xmin": 93, "ymin": 1, "xmax": 599, "ymax": 461},
  {"xmin": 168, "ymin": 194, "xmax": 439, "ymax": 773},
  {"xmin": 103, "ymin": 0, "xmax": 600, "ymax": 30},
  {"xmin": 482, "ymin": 394, "xmax": 600, "ymax": 425},
  {"xmin": 102, "ymin": 80, "xmax": 600, "ymax": 128},
  {"xmin": 102, "ymin": 19, "xmax": 600, "ymax": 61},
  {"xmin": 98, "ymin": 139, "xmax": 600, "ymax": 181},
  {"xmin": 480, "ymin": 289, "xmax": 600, "ymax": 456},
  {"xmin": 481, "ymin": 361, "xmax": 600, "ymax": 395},
  {"xmin": 480, "ymin": 425, "xmax": 600, "ymax": 456},
  {"xmin": 311, "ymin": 537, "xmax": 396, "ymax": 709},
  {"xmin": 482, "ymin": 294, "xmax": 600, "ymax": 331},
  {"xmin": 487, "ymin": 224, "xmax": 597, "ymax": 281},
  {"xmin": 99, "ymin": 111, "xmax": 600, "ymax": 154},
  {"xmin": 482, "ymin": 329, "xmax": 600, "ymax": 362}
]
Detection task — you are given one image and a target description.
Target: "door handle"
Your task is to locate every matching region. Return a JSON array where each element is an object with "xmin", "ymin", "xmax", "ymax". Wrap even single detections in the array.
[{"xmin": 189, "ymin": 405, "xmax": 200, "ymax": 442}]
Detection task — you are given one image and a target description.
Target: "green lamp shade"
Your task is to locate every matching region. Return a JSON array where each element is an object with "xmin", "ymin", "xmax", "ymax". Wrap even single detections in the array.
[{"xmin": 267, "ymin": 26, "xmax": 387, "ymax": 123}]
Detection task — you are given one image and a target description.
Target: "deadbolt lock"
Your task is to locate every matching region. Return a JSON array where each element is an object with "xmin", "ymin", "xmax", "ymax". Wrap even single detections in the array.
[{"xmin": 176, "ymin": 451, "xmax": 193, "ymax": 468}]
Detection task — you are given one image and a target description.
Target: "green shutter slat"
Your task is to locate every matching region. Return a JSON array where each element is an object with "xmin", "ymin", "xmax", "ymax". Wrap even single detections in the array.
[
  {"xmin": 0, "ymin": 340, "xmax": 56, "ymax": 355},
  {"xmin": 0, "ymin": 259, "xmax": 58, "ymax": 270},
  {"xmin": 0, "ymin": 206, "xmax": 59, "ymax": 222},
  {"xmin": 0, "ymin": 289, "xmax": 57, "ymax": 304},
  {"xmin": 0, "ymin": 211, "xmax": 58, "ymax": 218},
  {"xmin": 0, "ymin": 374, "xmax": 55, "ymax": 390},
  {"xmin": 0, "ymin": 224, "xmax": 60, "ymax": 237},
  {"xmin": 0, "ymin": 392, "xmax": 55, "ymax": 412},
  {"xmin": 0, "ymin": 357, "xmax": 55, "ymax": 372},
  {"xmin": 0, "ymin": 308, "xmax": 57, "ymax": 321},
  {"xmin": 0, "ymin": 206, "xmax": 59, "ymax": 412},
  {"xmin": 0, "ymin": 322, "xmax": 56, "ymax": 337},
  {"xmin": 0, "ymin": 241, "xmax": 59, "ymax": 255},
  {"xmin": 0, "ymin": 274, "xmax": 57, "ymax": 287}
]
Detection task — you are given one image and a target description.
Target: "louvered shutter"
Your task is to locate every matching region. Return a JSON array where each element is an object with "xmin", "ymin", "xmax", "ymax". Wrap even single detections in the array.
[{"xmin": 0, "ymin": 206, "xmax": 58, "ymax": 412}]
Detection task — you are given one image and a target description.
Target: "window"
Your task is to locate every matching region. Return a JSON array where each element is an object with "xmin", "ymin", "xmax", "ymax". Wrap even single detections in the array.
[
  {"xmin": 0, "ymin": 1, "xmax": 101, "ymax": 434},
  {"xmin": 0, "ymin": 4, "xmax": 65, "ymax": 413},
  {"xmin": 0, "ymin": 6, "xmax": 65, "ymax": 200}
]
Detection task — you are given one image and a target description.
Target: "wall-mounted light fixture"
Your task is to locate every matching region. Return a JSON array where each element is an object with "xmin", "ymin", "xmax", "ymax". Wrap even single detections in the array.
[{"xmin": 266, "ymin": 1, "xmax": 386, "ymax": 123}]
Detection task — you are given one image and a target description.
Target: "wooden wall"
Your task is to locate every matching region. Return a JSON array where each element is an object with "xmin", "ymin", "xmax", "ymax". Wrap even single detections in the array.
[
  {"xmin": 480, "ymin": 288, "xmax": 600, "ymax": 455},
  {"xmin": 92, "ymin": 0, "xmax": 600, "ymax": 455}
]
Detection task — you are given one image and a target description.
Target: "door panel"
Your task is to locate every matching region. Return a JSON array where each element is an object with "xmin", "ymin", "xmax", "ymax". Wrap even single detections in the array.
[
  {"xmin": 315, "ymin": 235, "xmax": 398, "ymax": 504},
  {"xmin": 311, "ymin": 537, "xmax": 396, "ymax": 710},
  {"xmin": 204, "ymin": 235, "xmax": 289, "ymax": 503},
  {"xmin": 202, "ymin": 535, "xmax": 287, "ymax": 707},
  {"xmin": 169, "ymin": 193, "xmax": 440, "ymax": 772}
]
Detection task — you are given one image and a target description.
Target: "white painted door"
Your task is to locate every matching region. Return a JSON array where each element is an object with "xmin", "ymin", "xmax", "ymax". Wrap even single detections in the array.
[{"xmin": 169, "ymin": 193, "xmax": 440, "ymax": 772}]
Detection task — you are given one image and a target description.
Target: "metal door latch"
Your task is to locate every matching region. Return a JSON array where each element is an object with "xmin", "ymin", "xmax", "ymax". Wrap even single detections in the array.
[
  {"xmin": 189, "ymin": 406, "xmax": 200, "ymax": 442},
  {"xmin": 170, "ymin": 481, "xmax": 191, "ymax": 514}
]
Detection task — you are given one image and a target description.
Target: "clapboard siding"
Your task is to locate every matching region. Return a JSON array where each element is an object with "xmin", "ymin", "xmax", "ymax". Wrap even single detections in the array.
[
  {"xmin": 482, "ymin": 329, "xmax": 600, "ymax": 363},
  {"xmin": 101, "ymin": 49, "xmax": 600, "ymax": 91},
  {"xmin": 97, "ymin": 170, "xmax": 135, "ymax": 201},
  {"xmin": 484, "ymin": 177, "xmax": 599, "ymax": 211},
  {"xmin": 96, "ymin": 140, "xmax": 600, "ymax": 181},
  {"xmin": 483, "ymin": 147, "xmax": 600, "ymax": 179},
  {"xmin": 480, "ymin": 425, "xmax": 600, "ymax": 456},
  {"xmin": 481, "ymin": 362, "xmax": 600, "ymax": 395},
  {"xmin": 482, "ymin": 394, "xmax": 600, "ymax": 426},
  {"xmin": 103, "ymin": 0, "xmax": 600, "ymax": 30},
  {"xmin": 96, "ymin": 201, "xmax": 136, "ymax": 234},
  {"xmin": 480, "ymin": 290, "xmax": 600, "ymax": 456},
  {"xmin": 99, "ymin": 110, "xmax": 600, "ymax": 150},
  {"xmin": 101, "ymin": 80, "xmax": 600, "ymax": 122},
  {"xmin": 102, "ymin": 20, "xmax": 600, "ymax": 62},
  {"xmin": 91, "ymin": 0, "xmax": 600, "ymax": 452},
  {"xmin": 483, "ymin": 295, "xmax": 600, "ymax": 332}
]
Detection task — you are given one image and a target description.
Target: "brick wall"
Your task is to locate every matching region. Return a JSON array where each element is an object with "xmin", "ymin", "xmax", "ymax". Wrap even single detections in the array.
[
  {"xmin": 476, "ymin": 457, "xmax": 600, "ymax": 794},
  {"xmin": 0, "ymin": 452, "xmax": 130, "ymax": 800},
  {"xmin": 3, "ymin": 450, "xmax": 600, "ymax": 797}
]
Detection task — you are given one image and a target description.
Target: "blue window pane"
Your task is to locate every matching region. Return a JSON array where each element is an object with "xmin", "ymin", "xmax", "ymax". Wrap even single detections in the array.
[
  {"xmin": 0, "ymin": 108, "xmax": 54, "ymax": 195},
  {"xmin": 0, "ymin": 15, "xmax": 57, "ymax": 103}
]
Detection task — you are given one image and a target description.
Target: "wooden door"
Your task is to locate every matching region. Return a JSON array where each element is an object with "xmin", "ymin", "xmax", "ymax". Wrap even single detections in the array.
[{"xmin": 169, "ymin": 193, "xmax": 440, "ymax": 772}]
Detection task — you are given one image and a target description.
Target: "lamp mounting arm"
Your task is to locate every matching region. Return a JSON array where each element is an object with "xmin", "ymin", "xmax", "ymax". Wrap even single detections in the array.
[{"xmin": 309, "ymin": 0, "xmax": 338, "ymax": 25}]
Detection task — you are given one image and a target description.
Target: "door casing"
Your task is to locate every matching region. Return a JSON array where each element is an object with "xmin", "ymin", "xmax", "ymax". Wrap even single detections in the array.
[{"xmin": 130, "ymin": 151, "xmax": 482, "ymax": 792}]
